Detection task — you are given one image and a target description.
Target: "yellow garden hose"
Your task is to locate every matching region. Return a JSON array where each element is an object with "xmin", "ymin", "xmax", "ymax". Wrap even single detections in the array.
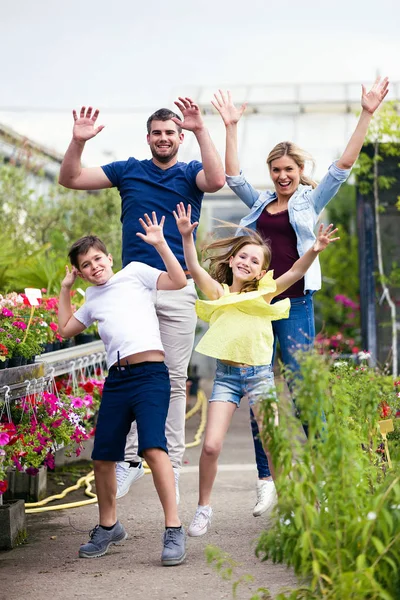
[{"xmin": 25, "ymin": 389, "xmax": 208, "ymax": 514}]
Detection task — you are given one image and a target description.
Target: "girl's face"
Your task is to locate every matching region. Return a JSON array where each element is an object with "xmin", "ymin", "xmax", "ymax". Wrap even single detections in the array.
[
  {"xmin": 229, "ymin": 244, "xmax": 266, "ymax": 283},
  {"xmin": 269, "ymin": 155, "xmax": 303, "ymax": 198}
]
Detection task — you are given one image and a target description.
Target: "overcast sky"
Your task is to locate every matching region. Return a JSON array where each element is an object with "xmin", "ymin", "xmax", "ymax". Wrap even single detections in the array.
[{"xmin": 1, "ymin": 0, "xmax": 400, "ymax": 171}]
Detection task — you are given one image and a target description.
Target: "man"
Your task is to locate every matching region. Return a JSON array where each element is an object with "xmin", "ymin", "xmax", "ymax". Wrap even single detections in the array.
[{"xmin": 59, "ymin": 97, "xmax": 225, "ymax": 500}]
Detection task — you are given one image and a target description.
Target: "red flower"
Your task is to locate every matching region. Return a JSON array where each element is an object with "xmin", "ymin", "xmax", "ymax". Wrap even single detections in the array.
[
  {"xmin": 379, "ymin": 402, "xmax": 392, "ymax": 419},
  {"xmin": 0, "ymin": 480, "xmax": 8, "ymax": 495},
  {"xmin": 81, "ymin": 381, "xmax": 94, "ymax": 393}
]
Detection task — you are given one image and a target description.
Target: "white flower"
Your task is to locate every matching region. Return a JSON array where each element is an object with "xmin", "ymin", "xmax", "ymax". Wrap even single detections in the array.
[
  {"xmin": 367, "ymin": 511, "xmax": 377, "ymax": 520},
  {"xmin": 333, "ymin": 361, "xmax": 347, "ymax": 368},
  {"xmin": 358, "ymin": 351, "xmax": 371, "ymax": 361}
]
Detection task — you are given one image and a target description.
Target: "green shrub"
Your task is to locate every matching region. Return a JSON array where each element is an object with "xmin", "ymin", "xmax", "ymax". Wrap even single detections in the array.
[{"xmin": 255, "ymin": 353, "xmax": 400, "ymax": 600}]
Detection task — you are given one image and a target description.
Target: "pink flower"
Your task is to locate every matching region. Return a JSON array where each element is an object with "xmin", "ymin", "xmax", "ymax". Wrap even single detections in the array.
[
  {"xmin": 71, "ymin": 397, "xmax": 84, "ymax": 409},
  {"xmin": 12, "ymin": 320, "xmax": 27, "ymax": 330},
  {"xmin": 82, "ymin": 395, "xmax": 93, "ymax": 407},
  {"xmin": 49, "ymin": 322, "xmax": 58, "ymax": 332},
  {"xmin": 0, "ymin": 432, "xmax": 10, "ymax": 446},
  {"xmin": 1, "ymin": 307, "xmax": 13, "ymax": 317},
  {"xmin": 44, "ymin": 452, "xmax": 55, "ymax": 469}
]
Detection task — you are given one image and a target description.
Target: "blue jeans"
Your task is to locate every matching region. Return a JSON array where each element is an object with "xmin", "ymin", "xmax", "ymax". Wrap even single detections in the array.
[{"xmin": 250, "ymin": 292, "xmax": 315, "ymax": 478}]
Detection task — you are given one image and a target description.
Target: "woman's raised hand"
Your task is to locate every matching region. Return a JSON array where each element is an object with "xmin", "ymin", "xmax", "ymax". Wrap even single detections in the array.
[
  {"xmin": 314, "ymin": 224, "xmax": 340, "ymax": 252},
  {"xmin": 173, "ymin": 203, "xmax": 199, "ymax": 238},
  {"xmin": 211, "ymin": 90, "xmax": 247, "ymax": 126},
  {"xmin": 361, "ymin": 76, "xmax": 389, "ymax": 115}
]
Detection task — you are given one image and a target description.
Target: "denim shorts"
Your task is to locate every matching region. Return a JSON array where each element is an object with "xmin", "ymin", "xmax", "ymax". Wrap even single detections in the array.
[
  {"xmin": 210, "ymin": 360, "xmax": 276, "ymax": 408},
  {"xmin": 92, "ymin": 361, "xmax": 170, "ymax": 461}
]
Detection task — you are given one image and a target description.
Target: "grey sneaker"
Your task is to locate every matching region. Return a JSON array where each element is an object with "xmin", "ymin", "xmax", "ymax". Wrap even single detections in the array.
[
  {"xmin": 161, "ymin": 526, "xmax": 186, "ymax": 566},
  {"xmin": 79, "ymin": 521, "xmax": 128, "ymax": 558}
]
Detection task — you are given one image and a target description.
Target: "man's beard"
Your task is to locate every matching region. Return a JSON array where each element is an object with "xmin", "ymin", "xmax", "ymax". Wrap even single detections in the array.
[{"xmin": 150, "ymin": 145, "xmax": 179, "ymax": 164}]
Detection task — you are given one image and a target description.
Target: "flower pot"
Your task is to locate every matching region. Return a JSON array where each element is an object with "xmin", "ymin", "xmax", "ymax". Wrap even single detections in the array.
[
  {"xmin": 0, "ymin": 359, "xmax": 9, "ymax": 370},
  {"xmin": 75, "ymin": 333, "xmax": 96, "ymax": 345},
  {"xmin": 8, "ymin": 356, "xmax": 23, "ymax": 368},
  {"xmin": 27, "ymin": 356, "xmax": 36, "ymax": 365},
  {"xmin": 43, "ymin": 342, "xmax": 53, "ymax": 353},
  {"xmin": 0, "ymin": 499, "xmax": 26, "ymax": 550},
  {"xmin": 61, "ymin": 339, "xmax": 74, "ymax": 349},
  {"xmin": 52, "ymin": 341, "xmax": 62, "ymax": 351},
  {"xmin": 4, "ymin": 466, "xmax": 47, "ymax": 502}
]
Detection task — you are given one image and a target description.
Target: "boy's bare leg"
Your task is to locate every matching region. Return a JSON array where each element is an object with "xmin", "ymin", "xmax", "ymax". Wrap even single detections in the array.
[
  {"xmin": 198, "ymin": 401, "xmax": 236, "ymax": 506},
  {"xmin": 142, "ymin": 448, "xmax": 180, "ymax": 527},
  {"xmin": 94, "ymin": 460, "xmax": 117, "ymax": 526}
]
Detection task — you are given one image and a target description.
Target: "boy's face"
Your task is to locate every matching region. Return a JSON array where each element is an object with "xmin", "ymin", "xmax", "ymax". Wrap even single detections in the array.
[{"xmin": 77, "ymin": 247, "xmax": 113, "ymax": 286}]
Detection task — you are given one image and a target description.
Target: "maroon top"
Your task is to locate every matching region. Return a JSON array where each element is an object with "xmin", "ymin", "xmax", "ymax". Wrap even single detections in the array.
[{"xmin": 256, "ymin": 208, "xmax": 305, "ymax": 299}]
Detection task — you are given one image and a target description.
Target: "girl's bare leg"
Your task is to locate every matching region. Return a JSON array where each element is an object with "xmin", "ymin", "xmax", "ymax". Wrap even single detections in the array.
[{"xmin": 198, "ymin": 401, "xmax": 237, "ymax": 506}]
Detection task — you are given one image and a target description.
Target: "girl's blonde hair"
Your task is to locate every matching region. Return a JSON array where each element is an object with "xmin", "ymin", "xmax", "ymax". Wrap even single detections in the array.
[
  {"xmin": 202, "ymin": 225, "xmax": 272, "ymax": 293},
  {"xmin": 267, "ymin": 141, "xmax": 317, "ymax": 189}
]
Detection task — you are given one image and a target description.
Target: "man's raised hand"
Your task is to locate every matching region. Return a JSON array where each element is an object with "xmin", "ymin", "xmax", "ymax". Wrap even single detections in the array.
[
  {"xmin": 173, "ymin": 97, "xmax": 204, "ymax": 133},
  {"xmin": 72, "ymin": 106, "xmax": 105, "ymax": 142}
]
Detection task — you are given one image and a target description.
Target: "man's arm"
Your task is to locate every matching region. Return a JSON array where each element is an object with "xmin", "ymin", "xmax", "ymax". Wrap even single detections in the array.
[
  {"xmin": 58, "ymin": 267, "xmax": 87, "ymax": 338},
  {"xmin": 58, "ymin": 106, "xmax": 113, "ymax": 190},
  {"xmin": 172, "ymin": 97, "xmax": 225, "ymax": 193}
]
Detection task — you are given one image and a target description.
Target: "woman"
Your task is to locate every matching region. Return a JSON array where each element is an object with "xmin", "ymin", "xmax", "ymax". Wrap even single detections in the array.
[{"xmin": 211, "ymin": 77, "xmax": 388, "ymax": 517}]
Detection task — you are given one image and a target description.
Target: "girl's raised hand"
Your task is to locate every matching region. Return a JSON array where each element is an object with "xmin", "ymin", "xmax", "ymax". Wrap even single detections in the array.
[
  {"xmin": 211, "ymin": 90, "xmax": 247, "ymax": 127},
  {"xmin": 173, "ymin": 202, "xmax": 199, "ymax": 238},
  {"xmin": 137, "ymin": 212, "xmax": 166, "ymax": 246},
  {"xmin": 314, "ymin": 223, "xmax": 340, "ymax": 252},
  {"xmin": 62, "ymin": 265, "xmax": 79, "ymax": 289},
  {"xmin": 361, "ymin": 76, "xmax": 389, "ymax": 115}
]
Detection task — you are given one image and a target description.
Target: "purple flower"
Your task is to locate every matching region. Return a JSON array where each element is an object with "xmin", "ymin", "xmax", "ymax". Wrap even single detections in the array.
[
  {"xmin": 0, "ymin": 432, "xmax": 10, "ymax": 446},
  {"xmin": 26, "ymin": 467, "xmax": 39, "ymax": 476}
]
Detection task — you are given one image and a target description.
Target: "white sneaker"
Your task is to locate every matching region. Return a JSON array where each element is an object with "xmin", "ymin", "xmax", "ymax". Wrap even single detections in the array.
[
  {"xmin": 187, "ymin": 505, "xmax": 213, "ymax": 537},
  {"xmin": 173, "ymin": 467, "xmax": 180, "ymax": 505},
  {"xmin": 253, "ymin": 480, "xmax": 277, "ymax": 517},
  {"xmin": 116, "ymin": 461, "xmax": 144, "ymax": 499}
]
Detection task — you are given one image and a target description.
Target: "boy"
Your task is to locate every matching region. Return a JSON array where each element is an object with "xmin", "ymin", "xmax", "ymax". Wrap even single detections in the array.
[{"xmin": 58, "ymin": 212, "xmax": 187, "ymax": 566}]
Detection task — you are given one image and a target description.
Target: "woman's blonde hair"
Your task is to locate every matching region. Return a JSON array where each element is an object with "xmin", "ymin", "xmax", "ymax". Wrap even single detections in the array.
[
  {"xmin": 202, "ymin": 225, "xmax": 272, "ymax": 293},
  {"xmin": 267, "ymin": 141, "xmax": 317, "ymax": 189}
]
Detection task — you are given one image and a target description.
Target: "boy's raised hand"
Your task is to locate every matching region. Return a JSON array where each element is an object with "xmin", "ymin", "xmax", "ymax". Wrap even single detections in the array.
[
  {"xmin": 314, "ymin": 223, "xmax": 340, "ymax": 252},
  {"xmin": 173, "ymin": 203, "xmax": 199, "ymax": 238},
  {"xmin": 137, "ymin": 212, "xmax": 166, "ymax": 246},
  {"xmin": 61, "ymin": 265, "xmax": 79, "ymax": 289}
]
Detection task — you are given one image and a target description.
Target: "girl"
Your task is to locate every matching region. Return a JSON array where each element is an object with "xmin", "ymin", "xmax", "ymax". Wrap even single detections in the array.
[
  {"xmin": 173, "ymin": 203, "xmax": 339, "ymax": 537},
  {"xmin": 211, "ymin": 79, "xmax": 388, "ymax": 517}
]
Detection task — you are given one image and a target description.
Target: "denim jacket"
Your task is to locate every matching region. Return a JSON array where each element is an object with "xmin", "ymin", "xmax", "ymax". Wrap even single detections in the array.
[{"xmin": 226, "ymin": 162, "xmax": 351, "ymax": 292}]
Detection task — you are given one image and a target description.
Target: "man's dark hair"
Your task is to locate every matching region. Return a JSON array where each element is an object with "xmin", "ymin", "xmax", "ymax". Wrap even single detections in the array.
[
  {"xmin": 146, "ymin": 108, "xmax": 182, "ymax": 134},
  {"xmin": 68, "ymin": 235, "xmax": 108, "ymax": 269}
]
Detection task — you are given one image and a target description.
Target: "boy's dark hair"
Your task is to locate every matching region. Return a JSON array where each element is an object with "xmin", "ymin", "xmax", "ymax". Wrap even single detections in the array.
[
  {"xmin": 146, "ymin": 108, "xmax": 182, "ymax": 134},
  {"xmin": 68, "ymin": 235, "xmax": 108, "ymax": 269}
]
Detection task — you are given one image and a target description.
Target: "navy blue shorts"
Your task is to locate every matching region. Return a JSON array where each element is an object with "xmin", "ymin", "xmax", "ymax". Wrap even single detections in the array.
[{"xmin": 92, "ymin": 361, "xmax": 170, "ymax": 461}]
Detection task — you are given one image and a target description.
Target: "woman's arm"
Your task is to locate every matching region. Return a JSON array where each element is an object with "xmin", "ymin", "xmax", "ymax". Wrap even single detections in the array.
[
  {"xmin": 173, "ymin": 203, "xmax": 224, "ymax": 300},
  {"xmin": 136, "ymin": 212, "xmax": 187, "ymax": 291},
  {"xmin": 336, "ymin": 76, "xmax": 389, "ymax": 170},
  {"xmin": 211, "ymin": 90, "xmax": 261, "ymax": 209},
  {"xmin": 263, "ymin": 224, "xmax": 340, "ymax": 302}
]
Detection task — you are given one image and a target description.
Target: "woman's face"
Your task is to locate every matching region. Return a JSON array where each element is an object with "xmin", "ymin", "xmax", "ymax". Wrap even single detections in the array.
[{"xmin": 269, "ymin": 155, "xmax": 303, "ymax": 198}]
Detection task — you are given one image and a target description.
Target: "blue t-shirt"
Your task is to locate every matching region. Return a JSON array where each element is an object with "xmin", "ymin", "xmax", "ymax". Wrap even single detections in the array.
[{"xmin": 101, "ymin": 157, "xmax": 204, "ymax": 269}]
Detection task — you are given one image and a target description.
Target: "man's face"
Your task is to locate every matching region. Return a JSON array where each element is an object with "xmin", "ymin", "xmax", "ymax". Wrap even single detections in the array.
[{"xmin": 147, "ymin": 119, "xmax": 184, "ymax": 163}]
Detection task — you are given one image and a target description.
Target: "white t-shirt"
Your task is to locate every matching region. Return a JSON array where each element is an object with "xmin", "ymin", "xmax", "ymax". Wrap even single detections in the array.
[{"xmin": 74, "ymin": 261, "xmax": 163, "ymax": 369}]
